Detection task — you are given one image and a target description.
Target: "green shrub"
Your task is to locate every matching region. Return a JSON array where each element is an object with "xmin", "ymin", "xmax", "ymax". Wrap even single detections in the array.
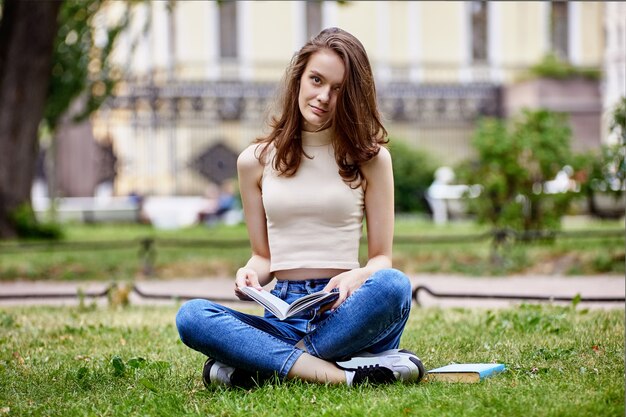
[
  {"xmin": 458, "ymin": 109, "xmax": 576, "ymax": 231},
  {"xmin": 389, "ymin": 140, "xmax": 438, "ymax": 213},
  {"xmin": 605, "ymin": 97, "xmax": 626, "ymax": 197},
  {"xmin": 570, "ymin": 97, "xmax": 625, "ymax": 218},
  {"xmin": 10, "ymin": 203, "xmax": 63, "ymax": 240},
  {"xmin": 526, "ymin": 53, "xmax": 601, "ymax": 81}
]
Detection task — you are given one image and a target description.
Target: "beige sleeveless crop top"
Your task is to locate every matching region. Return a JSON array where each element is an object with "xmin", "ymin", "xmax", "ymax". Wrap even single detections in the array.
[{"xmin": 261, "ymin": 129, "xmax": 365, "ymax": 272}]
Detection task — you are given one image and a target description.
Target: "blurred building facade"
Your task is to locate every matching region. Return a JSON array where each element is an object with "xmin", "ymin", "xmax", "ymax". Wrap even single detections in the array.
[
  {"xmin": 603, "ymin": 1, "xmax": 626, "ymax": 144},
  {"xmin": 79, "ymin": 1, "xmax": 608, "ymax": 197}
]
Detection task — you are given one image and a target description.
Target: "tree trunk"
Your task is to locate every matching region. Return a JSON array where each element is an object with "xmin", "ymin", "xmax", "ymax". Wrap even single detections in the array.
[{"xmin": 0, "ymin": 0, "xmax": 62, "ymax": 238}]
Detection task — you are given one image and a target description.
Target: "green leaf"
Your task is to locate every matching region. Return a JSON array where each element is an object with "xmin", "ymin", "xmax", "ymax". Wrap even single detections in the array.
[
  {"xmin": 138, "ymin": 378, "xmax": 158, "ymax": 393},
  {"xmin": 127, "ymin": 357, "xmax": 147, "ymax": 369},
  {"xmin": 76, "ymin": 366, "xmax": 89, "ymax": 380},
  {"xmin": 110, "ymin": 356, "xmax": 125, "ymax": 376},
  {"xmin": 44, "ymin": 0, "xmax": 136, "ymax": 129},
  {"xmin": 0, "ymin": 312, "xmax": 15, "ymax": 328}
]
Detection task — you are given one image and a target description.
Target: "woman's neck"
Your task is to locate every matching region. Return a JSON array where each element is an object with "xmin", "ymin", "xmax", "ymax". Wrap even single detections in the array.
[{"xmin": 301, "ymin": 128, "xmax": 332, "ymax": 146}]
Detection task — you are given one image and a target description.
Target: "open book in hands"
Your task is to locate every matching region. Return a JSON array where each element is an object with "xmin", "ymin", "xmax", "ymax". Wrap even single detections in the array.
[{"xmin": 240, "ymin": 287, "xmax": 339, "ymax": 320}]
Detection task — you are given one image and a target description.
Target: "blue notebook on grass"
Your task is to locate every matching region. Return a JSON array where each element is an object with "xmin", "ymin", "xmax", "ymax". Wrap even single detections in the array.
[{"xmin": 426, "ymin": 363, "xmax": 505, "ymax": 383}]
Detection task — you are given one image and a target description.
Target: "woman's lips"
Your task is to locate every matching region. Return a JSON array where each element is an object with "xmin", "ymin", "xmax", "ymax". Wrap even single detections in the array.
[{"xmin": 310, "ymin": 104, "xmax": 327, "ymax": 115}]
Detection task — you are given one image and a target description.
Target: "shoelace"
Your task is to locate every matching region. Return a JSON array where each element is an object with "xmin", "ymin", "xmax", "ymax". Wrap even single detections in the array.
[
  {"xmin": 356, "ymin": 364, "xmax": 382, "ymax": 370},
  {"xmin": 354, "ymin": 364, "xmax": 396, "ymax": 384}
]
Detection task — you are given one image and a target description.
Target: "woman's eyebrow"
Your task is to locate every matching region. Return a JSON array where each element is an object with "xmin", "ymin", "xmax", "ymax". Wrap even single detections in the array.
[{"xmin": 309, "ymin": 70, "xmax": 341, "ymax": 87}]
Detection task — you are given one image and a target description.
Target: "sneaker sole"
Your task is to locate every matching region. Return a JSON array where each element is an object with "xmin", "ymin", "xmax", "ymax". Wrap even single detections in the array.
[{"xmin": 202, "ymin": 358, "xmax": 215, "ymax": 388}]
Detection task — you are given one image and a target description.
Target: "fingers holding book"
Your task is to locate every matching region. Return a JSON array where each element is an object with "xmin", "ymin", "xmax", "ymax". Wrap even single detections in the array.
[
  {"xmin": 235, "ymin": 267, "xmax": 263, "ymax": 301},
  {"xmin": 323, "ymin": 269, "xmax": 370, "ymax": 311}
]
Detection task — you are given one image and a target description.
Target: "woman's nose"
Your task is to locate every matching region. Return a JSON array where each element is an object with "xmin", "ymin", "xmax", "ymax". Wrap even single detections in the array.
[{"xmin": 317, "ymin": 87, "xmax": 330, "ymax": 103}]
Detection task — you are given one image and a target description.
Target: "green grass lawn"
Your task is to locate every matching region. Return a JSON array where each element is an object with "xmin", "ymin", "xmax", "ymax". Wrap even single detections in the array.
[
  {"xmin": 0, "ymin": 303, "xmax": 623, "ymax": 416},
  {"xmin": 0, "ymin": 217, "xmax": 623, "ymax": 281}
]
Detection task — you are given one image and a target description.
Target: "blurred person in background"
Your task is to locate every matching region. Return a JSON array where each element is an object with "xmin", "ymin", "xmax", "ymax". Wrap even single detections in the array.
[{"xmin": 198, "ymin": 180, "xmax": 236, "ymax": 226}]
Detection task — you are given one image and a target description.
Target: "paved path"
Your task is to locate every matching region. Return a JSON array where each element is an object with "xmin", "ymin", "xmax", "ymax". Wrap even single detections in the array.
[{"xmin": 0, "ymin": 274, "xmax": 623, "ymax": 309}]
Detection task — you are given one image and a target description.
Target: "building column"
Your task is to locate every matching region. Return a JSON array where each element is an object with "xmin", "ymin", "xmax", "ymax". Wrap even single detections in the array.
[
  {"xmin": 293, "ymin": 1, "xmax": 306, "ymax": 52},
  {"xmin": 408, "ymin": 1, "xmax": 423, "ymax": 83},
  {"xmin": 237, "ymin": 1, "xmax": 253, "ymax": 81},
  {"xmin": 568, "ymin": 1, "xmax": 581, "ymax": 65},
  {"xmin": 205, "ymin": 1, "xmax": 219, "ymax": 80},
  {"xmin": 459, "ymin": 2, "xmax": 471, "ymax": 83},
  {"xmin": 540, "ymin": 1, "xmax": 550, "ymax": 56},
  {"xmin": 376, "ymin": 1, "xmax": 391, "ymax": 83},
  {"xmin": 322, "ymin": 1, "xmax": 338, "ymax": 29},
  {"xmin": 488, "ymin": 1, "xmax": 502, "ymax": 83}
]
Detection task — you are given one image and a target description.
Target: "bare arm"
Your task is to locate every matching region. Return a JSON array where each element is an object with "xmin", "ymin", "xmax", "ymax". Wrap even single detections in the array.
[
  {"xmin": 324, "ymin": 146, "xmax": 394, "ymax": 307},
  {"xmin": 234, "ymin": 145, "xmax": 273, "ymax": 298},
  {"xmin": 360, "ymin": 145, "xmax": 395, "ymax": 272}
]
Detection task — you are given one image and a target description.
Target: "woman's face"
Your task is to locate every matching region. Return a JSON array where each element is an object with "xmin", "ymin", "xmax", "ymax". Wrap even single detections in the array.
[{"xmin": 298, "ymin": 49, "xmax": 345, "ymax": 132}]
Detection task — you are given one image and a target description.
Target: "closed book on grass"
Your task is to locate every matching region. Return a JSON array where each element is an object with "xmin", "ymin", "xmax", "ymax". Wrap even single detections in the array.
[{"xmin": 426, "ymin": 363, "xmax": 505, "ymax": 383}]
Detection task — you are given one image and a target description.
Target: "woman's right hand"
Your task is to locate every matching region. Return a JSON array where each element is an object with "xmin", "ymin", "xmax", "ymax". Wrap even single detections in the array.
[{"xmin": 234, "ymin": 267, "xmax": 263, "ymax": 300}]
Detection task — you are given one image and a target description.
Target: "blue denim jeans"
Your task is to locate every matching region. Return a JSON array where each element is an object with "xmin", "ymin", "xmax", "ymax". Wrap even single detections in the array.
[{"xmin": 175, "ymin": 268, "xmax": 412, "ymax": 380}]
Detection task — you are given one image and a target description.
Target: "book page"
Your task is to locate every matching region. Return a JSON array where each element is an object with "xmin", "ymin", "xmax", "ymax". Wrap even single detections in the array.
[
  {"xmin": 240, "ymin": 287, "xmax": 290, "ymax": 318},
  {"xmin": 426, "ymin": 372, "xmax": 480, "ymax": 383},
  {"xmin": 240, "ymin": 288, "xmax": 339, "ymax": 320},
  {"xmin": 426, "ymin": 363, "xmax": 505, "ymax": 383},
  {"xmin": 287, "ymin": 291, "xmax": 338, "ymax": 316}
]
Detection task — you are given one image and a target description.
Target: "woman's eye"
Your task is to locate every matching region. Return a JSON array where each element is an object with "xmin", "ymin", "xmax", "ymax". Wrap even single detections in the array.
[{"xmin": 312, "ymin": 76, "xmax": 321, "ymax": 83}]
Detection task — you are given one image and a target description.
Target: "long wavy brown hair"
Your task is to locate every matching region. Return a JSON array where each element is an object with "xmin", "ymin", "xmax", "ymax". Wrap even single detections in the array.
[{"xmin": 256, "ymin": 27, "xmax": 388, "ymax": 185}]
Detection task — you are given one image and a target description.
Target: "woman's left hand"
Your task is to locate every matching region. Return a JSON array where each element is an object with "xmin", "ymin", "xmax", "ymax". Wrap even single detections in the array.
[{"xmin": 322, "ymin": 268, "xmax": 370, "ymax": 310}]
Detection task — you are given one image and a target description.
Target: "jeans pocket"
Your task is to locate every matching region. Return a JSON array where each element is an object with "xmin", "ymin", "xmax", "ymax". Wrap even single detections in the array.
[{"xmin": 270, "ymin": 288, "xmax": 281, "ymax": 298}]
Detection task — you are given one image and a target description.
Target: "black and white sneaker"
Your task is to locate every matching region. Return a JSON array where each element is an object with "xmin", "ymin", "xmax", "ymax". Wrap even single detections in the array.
[
  {"xmin": 202, "ymin": 358, "xmax": 271, "ymax": 389},
  {"xmin": 202, "ymin": 358, "xmax": 235, "ymax": 387},
  {"xmin": 336, "ymin": 349, "xmax": 425, "ymax": 385}
]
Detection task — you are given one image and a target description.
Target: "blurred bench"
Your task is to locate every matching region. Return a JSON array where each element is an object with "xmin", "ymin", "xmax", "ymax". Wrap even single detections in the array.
[
  {"xmin": 425, "ymin": 167, "xmax": 481, "ymax": 224},
  {"xmin": 33, "ymin": 197, "xmax": 140, "ymax": 223},
  {"xmin": 33, "ymin": 195, "xmax": 244, "ymax": 228}
]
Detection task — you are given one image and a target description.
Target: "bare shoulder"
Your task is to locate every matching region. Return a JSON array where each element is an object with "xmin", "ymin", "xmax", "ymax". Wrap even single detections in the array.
[
  {"xmin": 361, "ymin": 146, "xmax": 392, "ymax": 178},
  {"xmin": 373, "ymin": 146, "xmax": 392, "ymax": 164},
  {"xmin": 237, "ymin": 143, "xmax": 265, "ymax": 173}
]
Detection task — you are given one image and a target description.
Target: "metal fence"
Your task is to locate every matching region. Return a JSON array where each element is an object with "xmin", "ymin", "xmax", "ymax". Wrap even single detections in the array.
[
  {"xmin": 1, "ymin": 228, "xmax": 622, "ymax": 304},
  {"xmin": 2, "ymin": 280, "xmax": 623, "ymax": 306}
]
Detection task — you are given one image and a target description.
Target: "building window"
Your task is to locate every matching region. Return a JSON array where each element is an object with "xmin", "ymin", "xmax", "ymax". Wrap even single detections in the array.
[
  {"xmin": 306, "ymin": 1, "xmax": 322, "ymax": 41},
  {"xmin": 550, "ymin": 1, "xmax": 569, "ymax": 60},
  {"xmin": 219, "ymin": 1, "xmax": 238, "ymax": 58},
  {"xmin": 470, "ymin": 1, "xmax": 488, "ymax": 63}
]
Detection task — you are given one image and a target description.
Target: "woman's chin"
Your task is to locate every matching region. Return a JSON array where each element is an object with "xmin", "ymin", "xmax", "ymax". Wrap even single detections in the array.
[{"xmin": 304, "ymin": 118, "xmax": 332, "ymax": 132}]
